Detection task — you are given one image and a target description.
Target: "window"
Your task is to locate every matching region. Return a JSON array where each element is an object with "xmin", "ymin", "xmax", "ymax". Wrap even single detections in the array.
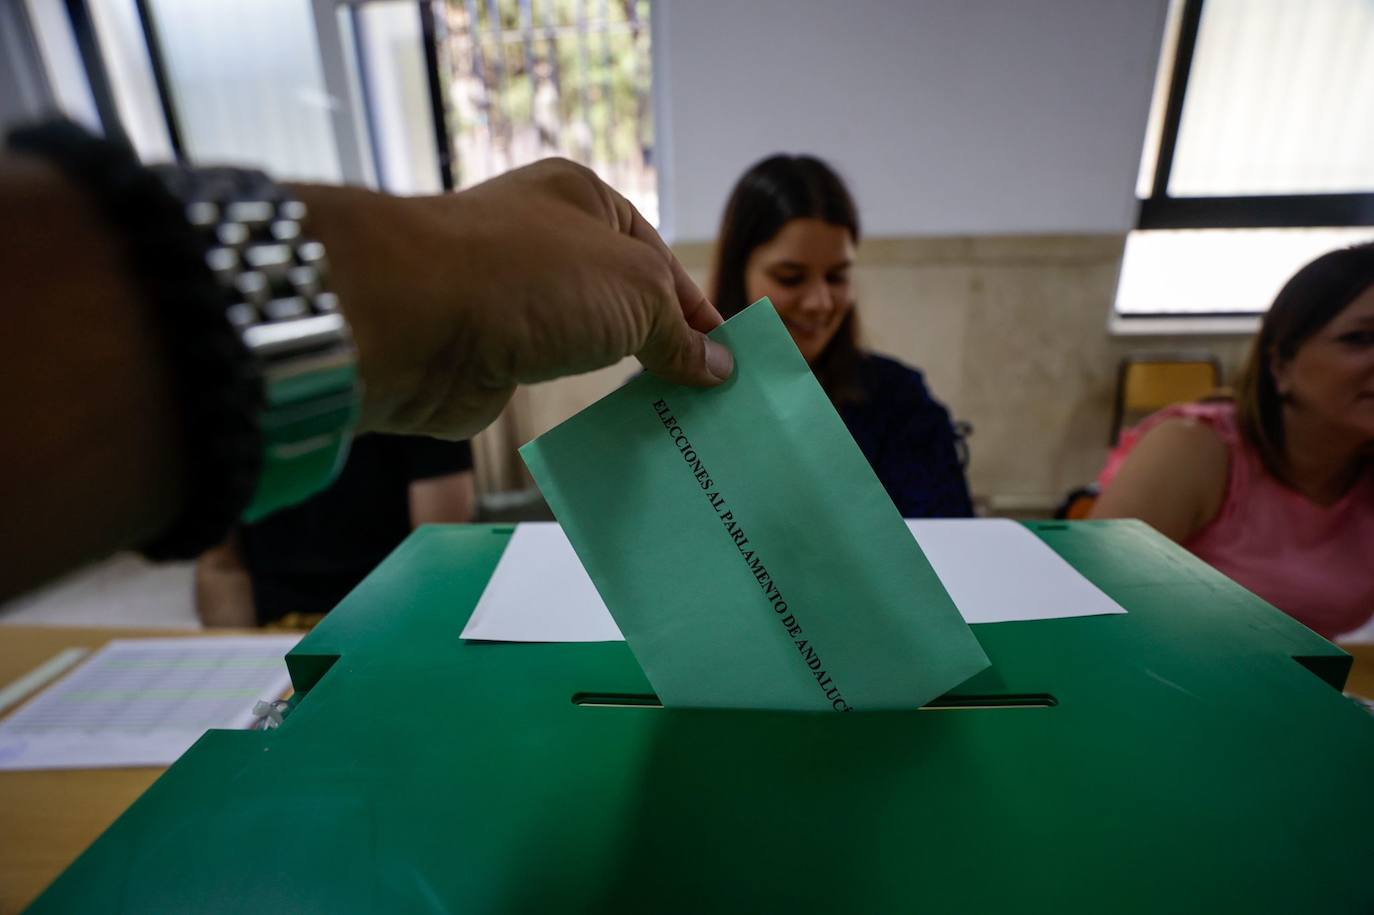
[
  {"xmin": 1114, "ymin": 0, "xmax": 1374, "ymax": 325},
  {"xmin": 147, "ymin": 0, "xmax": 344, "ymax": 182},
  {"xmin": 47, "ymin": 0, "xmax": 353, "ymax": 182},
  {"xmin": 29, "ymin": 0, "xmax": 656, "ymax": 221},
  {"xmin": 347, "ymin": 2, "xmax": 445, "ymax": 194},
  {"xmin": 427, "ymin": 0, "xmax": 657, "ymax": 222},
  {"xmin": 83, "ymin": 0, "xmax": 174, "ymax": 162}
]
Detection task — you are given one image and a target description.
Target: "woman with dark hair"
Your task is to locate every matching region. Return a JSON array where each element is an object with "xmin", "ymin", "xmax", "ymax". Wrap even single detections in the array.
[
  {"xmin": 712, "ymin": 154, "xmax": 973, "ymax": 518},
  {"xmin": 1091, "ymin": 243, "xmax": 1374, "ymax": 637}
]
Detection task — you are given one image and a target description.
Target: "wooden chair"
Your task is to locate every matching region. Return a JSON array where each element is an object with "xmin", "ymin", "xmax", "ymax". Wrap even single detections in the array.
[{"xmin": 1110, "ymin": 352, "xmax": 1222, "ymax": 444}]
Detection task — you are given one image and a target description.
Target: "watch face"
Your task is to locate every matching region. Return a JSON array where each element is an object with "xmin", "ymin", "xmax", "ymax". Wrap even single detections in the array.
[
  {"xmin": 163, "ymin": 165, "xmax": 359, "ymax": 523},
  {"xmin": 192, "ymin": 191, "xmax": 341, "ymax": 337}
]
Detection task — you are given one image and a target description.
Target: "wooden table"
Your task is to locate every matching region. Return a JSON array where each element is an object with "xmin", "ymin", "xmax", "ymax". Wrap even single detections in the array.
[
  {"xmin": 1, "ymin": 624, "xmax": 1372, "ymax": 914},
  {"xmin": 0, "ymin": 625, "xmax": 262, "ymax": 915}
]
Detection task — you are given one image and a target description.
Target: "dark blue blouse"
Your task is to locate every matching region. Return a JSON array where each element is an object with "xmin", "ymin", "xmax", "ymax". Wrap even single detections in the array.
[{"xmin": 836, "ymin": 354, "xmax": 974, "ymax": 518}]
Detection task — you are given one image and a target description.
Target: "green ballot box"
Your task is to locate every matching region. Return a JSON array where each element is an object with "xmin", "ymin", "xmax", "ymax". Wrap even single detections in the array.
[{"xmin": 29, "ymin": 522, "xmax": 1374, "ymax": 913}]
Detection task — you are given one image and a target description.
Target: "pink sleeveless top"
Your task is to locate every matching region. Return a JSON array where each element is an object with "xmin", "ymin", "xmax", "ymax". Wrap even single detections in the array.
[{"xmin": 1098, "ymin": 402, "xmax": 1374, "ymax": 638}]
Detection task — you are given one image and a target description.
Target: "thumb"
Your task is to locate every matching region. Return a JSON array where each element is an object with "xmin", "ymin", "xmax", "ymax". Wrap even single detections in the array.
[{"xmin": 637, "ymin": 308, "xmax": 735, "ymax": 387}]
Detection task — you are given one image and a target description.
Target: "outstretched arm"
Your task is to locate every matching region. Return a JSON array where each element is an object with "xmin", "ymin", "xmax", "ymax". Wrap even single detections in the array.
[{"xmin": 0, "ymin": 154, "xmax": 731, "ymax": 600}]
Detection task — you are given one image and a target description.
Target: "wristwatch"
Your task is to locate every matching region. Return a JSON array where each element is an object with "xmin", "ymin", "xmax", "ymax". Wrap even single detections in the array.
[
  {"xmin": 154, "ymin": 165, "xmax": 361, "ymax": 525},
  {"xmin": 6, "ymin": 120, "xmax": 360, "ymax": 558}
]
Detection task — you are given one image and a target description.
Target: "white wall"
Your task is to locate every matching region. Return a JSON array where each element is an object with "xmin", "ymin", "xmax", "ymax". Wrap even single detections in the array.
[{"xmin": 655, "ymin": 0, "xmax": 1167, "ymax": 241}]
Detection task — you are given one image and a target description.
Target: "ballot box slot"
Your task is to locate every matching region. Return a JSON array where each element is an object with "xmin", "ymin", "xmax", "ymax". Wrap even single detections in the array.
[
  {"xmin": 571, "ymin": 693, "xmax": 1057, "ymax": 711},
  {"xmin": 1294, "ymin": 653, "xmax": 1353, "ymax": 692},
  {"xmin": 572, "ymin": 693, "xmax": 663, "ymax": 709},
  {"xmin": 923, "ymin": 693, "xmax": 1057, "ymax": 710}
]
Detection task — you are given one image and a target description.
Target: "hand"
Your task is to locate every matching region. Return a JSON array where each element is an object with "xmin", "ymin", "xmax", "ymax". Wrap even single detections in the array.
[{"xmin": 295, "ymin": 159, "xmax": 734, "ymax": 439}]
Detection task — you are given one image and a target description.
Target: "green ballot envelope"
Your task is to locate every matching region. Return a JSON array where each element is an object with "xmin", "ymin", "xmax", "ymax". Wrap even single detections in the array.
[{"xmin": 521, "ymin": 299, "xmax": 989, "ymax": 711}]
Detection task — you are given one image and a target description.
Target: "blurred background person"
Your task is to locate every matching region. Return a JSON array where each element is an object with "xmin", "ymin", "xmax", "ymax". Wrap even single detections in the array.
[
  {"xmin": 196, "ymin": 434, "xmax": 473, "ymax": 628},
  {"xmin": 710, "ymin": 154, "xmax": 973, "ymax": 518},
  {"xmin": 1091, "ymin": 244, "xmax": 1374, "ymax": 638}
]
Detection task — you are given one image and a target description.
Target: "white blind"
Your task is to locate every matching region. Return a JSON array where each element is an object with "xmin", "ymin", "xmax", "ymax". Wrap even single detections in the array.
[
  {"xmin": 148, "ymin": 0, "xmax": 342, "ymax": 182},
  {"xmin": 1169, "ymin": 0, "xmax": 1374, "ymax": 196}
]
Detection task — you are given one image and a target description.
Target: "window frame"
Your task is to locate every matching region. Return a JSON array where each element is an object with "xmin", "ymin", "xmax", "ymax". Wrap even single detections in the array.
[
  {"xmin": 57, "ymin": 0, "xmax": 388, "ymax": 188},
  {"xmin": 1115, "ymin": 0, "xmax": 1374, "ymax": 324},
  {"xmin": 416, "ymin": 1, "xmax": 455, "ymax": 191},
  {"xmin": 47, "ymin": 0, "xmax": 661, "ymax": 222},
  {"xmin": 60, "ymin": 0, "xmax": 138, "ymax": 147},
  {"xmin": 1141, "ymin": 0, "xmax": 1374, "ymax": 233}
]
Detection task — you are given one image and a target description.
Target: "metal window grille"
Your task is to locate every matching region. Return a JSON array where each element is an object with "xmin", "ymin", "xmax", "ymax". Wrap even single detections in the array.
[{"xmin": 424, "ymin": 0, "xmax": 656, "ymax": 223}]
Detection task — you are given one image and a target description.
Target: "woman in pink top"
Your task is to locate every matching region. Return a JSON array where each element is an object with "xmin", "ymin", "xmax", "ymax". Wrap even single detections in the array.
[{"xmin": 1091, "ymin": 244, "xmax": 1374, "ymax": 638}]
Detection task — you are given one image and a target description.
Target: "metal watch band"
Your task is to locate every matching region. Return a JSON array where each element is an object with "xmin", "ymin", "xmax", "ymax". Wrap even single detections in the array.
[{"xmin": 153, "ymin": 166, "xmax": 360, "ymax": 523}]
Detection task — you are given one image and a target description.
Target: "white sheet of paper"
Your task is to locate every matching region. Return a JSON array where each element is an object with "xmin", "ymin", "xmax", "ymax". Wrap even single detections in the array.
[
  {"xmin": 0, "ymin": 636, "xmax": 300, "ymax": 771},
  {"xmin": 461, "ymin": 520, "xmax": 1124, "ymax": 642},
  {"xmin": 905, "ymin": 518, "xmax": 1126, "ymax": 623},
  {"xmin": 463, "ymin": 523, "xmax": 625, "ymax": 641}
]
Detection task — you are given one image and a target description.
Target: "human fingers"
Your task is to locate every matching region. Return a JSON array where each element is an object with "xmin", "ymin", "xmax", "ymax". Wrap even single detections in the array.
[
  {"xmin": 532, "ymin": 158, "xmax": 725, "ymax": 335},
  {"xmin": 636, "ymin": 312, "xmax": 734, "ymax": 386},
  {"xmin": 619, "ymin": 238, "xmax": 733, "ymax": 386},
  {"xmin": 546, "ymin": 164, "xmax": 733, "ymax": 384},
  {"xmin": 613, "ymin": 191, "xmax": 725, "ymax": 334}
]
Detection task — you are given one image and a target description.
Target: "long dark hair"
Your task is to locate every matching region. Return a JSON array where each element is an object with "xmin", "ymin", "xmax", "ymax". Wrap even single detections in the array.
[
  {"xmin": 1236, "ymin": 241, "xmax": 1374, "ymax": 480},
  {"xmin": 709, "ymin": 154, "xmax": 864, "ymax": 401}
]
